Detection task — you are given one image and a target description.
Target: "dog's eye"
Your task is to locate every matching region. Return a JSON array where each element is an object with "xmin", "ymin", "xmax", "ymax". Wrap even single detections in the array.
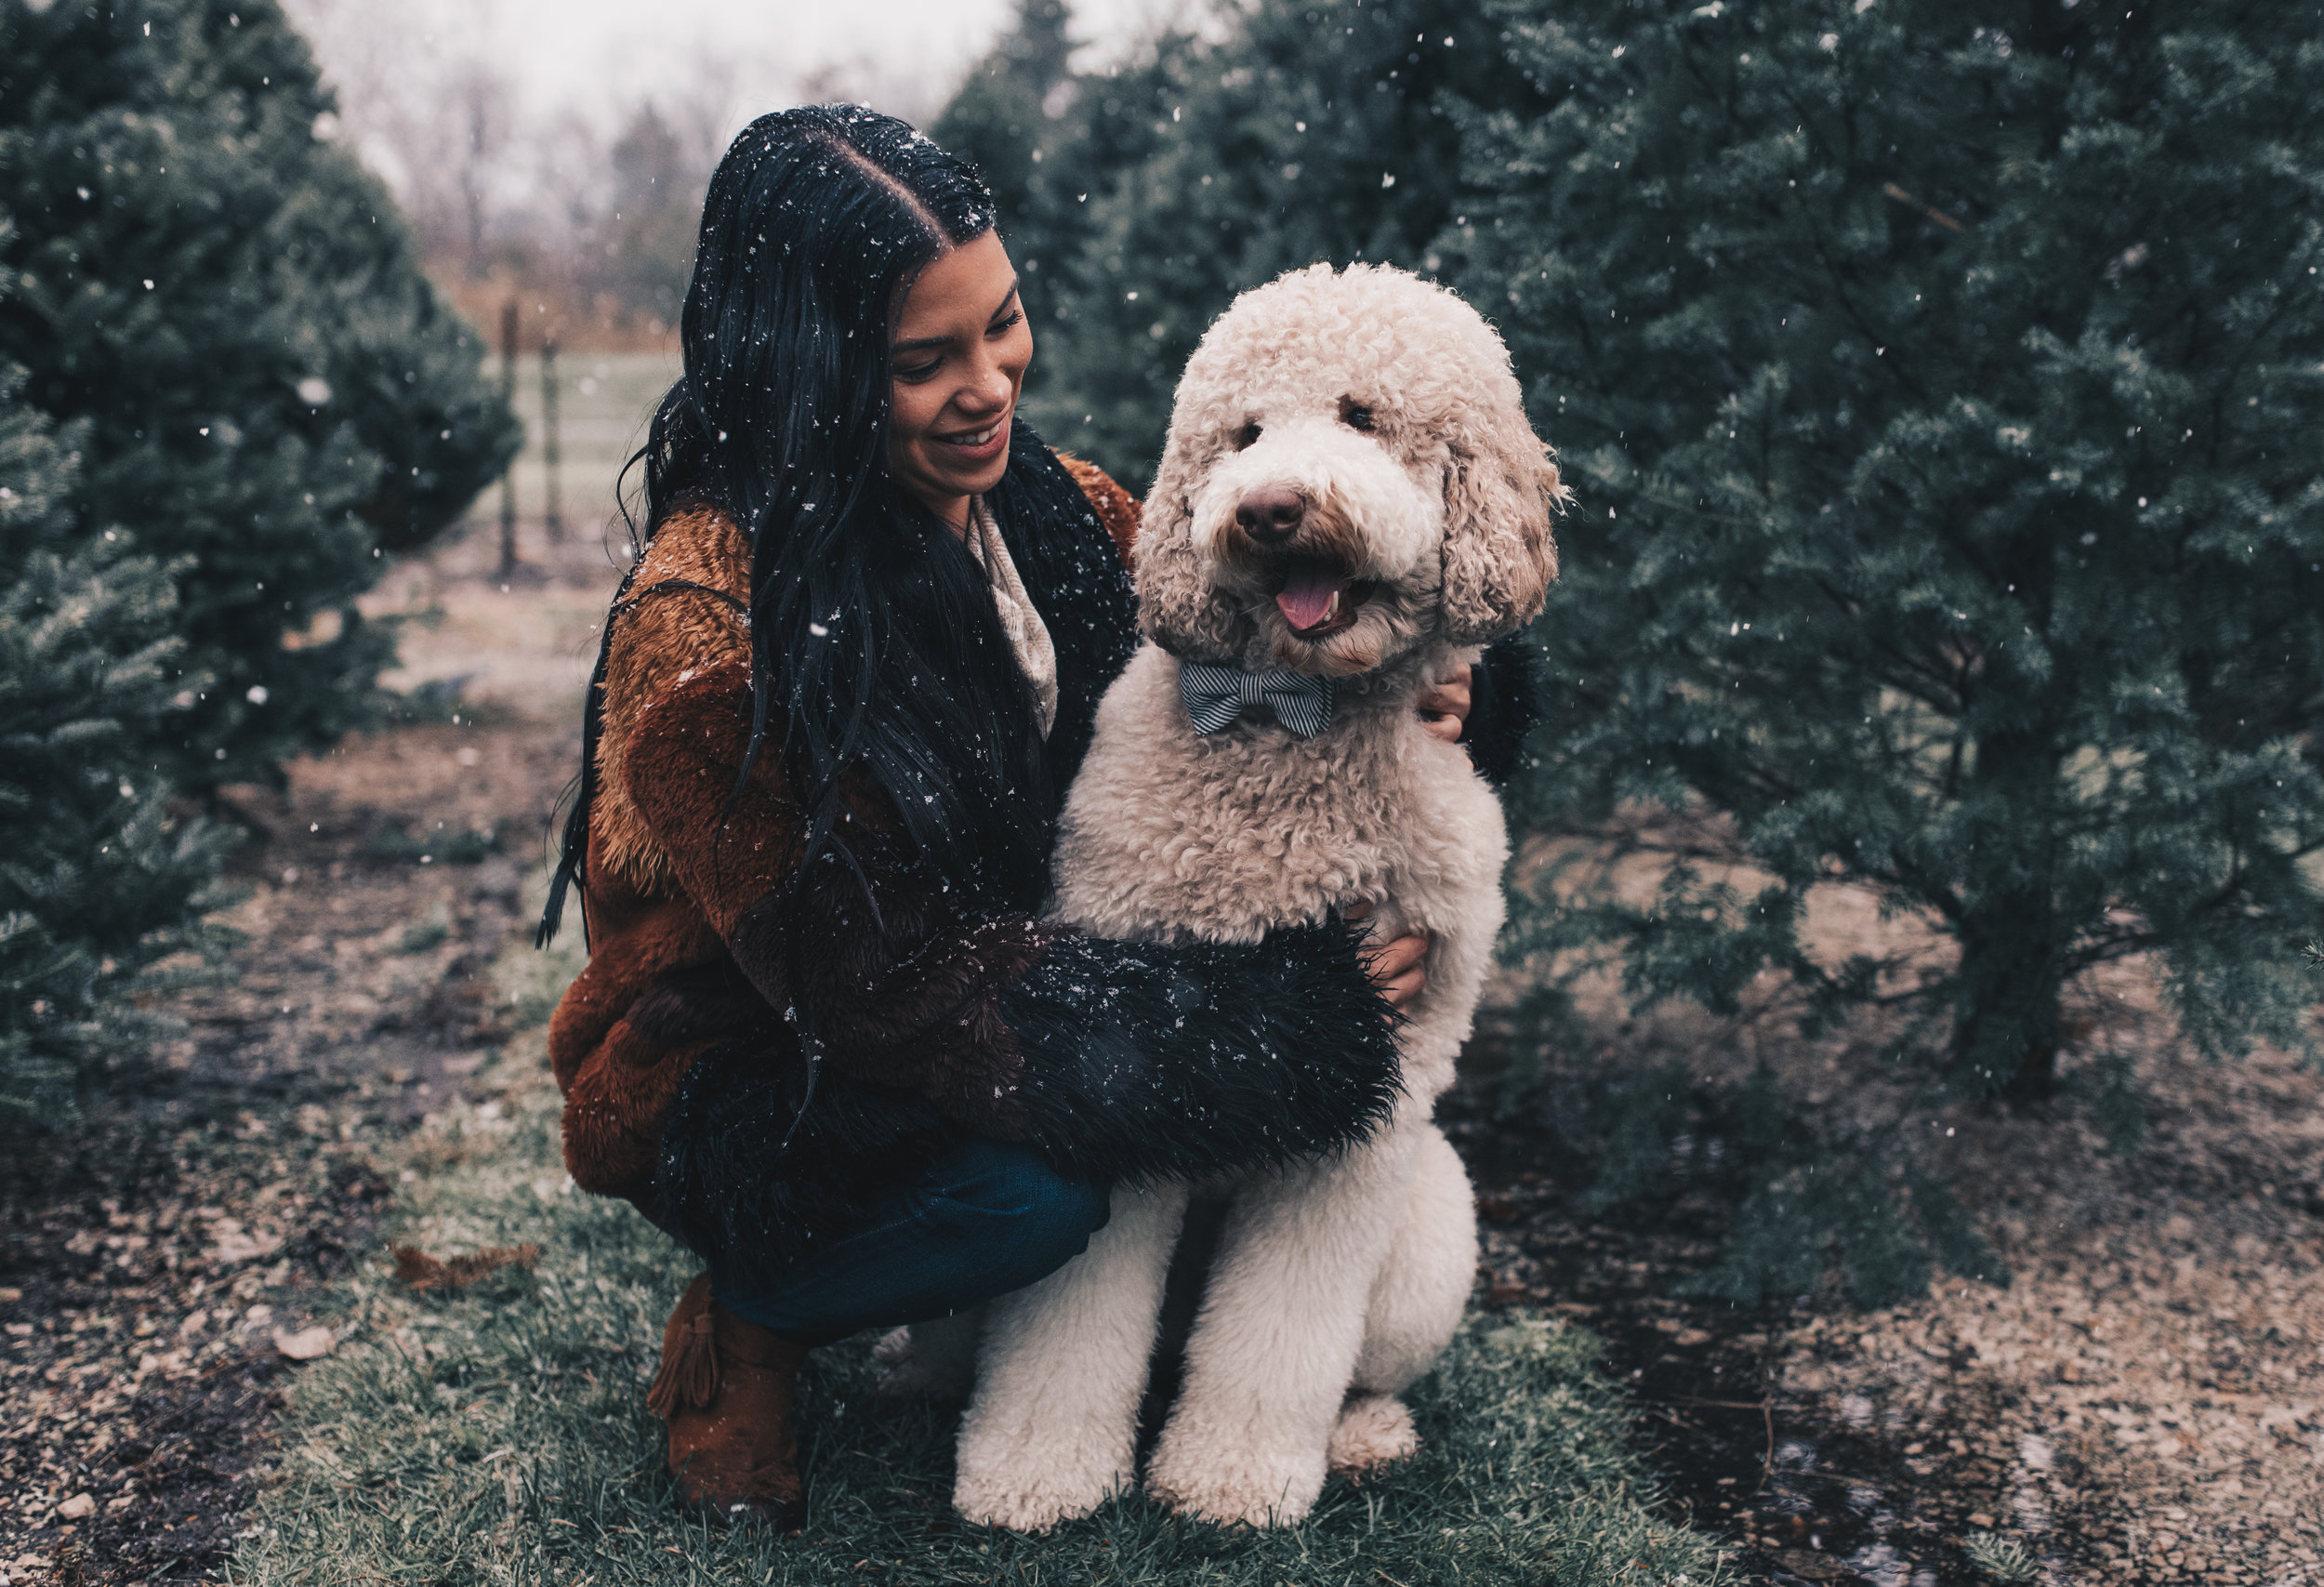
[
  {"xmin": 1233, "ymin": 422, "xmax": 1261, "ymax": 451},
  {"xmin": 1340, "ymin": 399, "xmax": 1376, "ymax": 433}
]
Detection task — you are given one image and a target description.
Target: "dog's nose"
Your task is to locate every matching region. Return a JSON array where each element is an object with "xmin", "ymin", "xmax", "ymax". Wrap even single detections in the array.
[{"xmin": 1235, "ymin": 485, "xmax": 1306, "ymax": 544}]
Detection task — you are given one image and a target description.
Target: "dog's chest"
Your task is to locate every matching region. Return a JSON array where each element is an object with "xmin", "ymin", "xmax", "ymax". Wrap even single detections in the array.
[{"xmin": 1049, "ymin": 645, "xmax": 1500, "ymax": 945}]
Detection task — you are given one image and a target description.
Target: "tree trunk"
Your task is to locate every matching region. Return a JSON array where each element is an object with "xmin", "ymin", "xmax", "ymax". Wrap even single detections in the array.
[
  {"xmin": 1949, "ymin": 725, "xmax": 2067, "ymax": 1101},
  {"xmin": 1950, "ymin": 912, "xmax": 2065, "ymax": 1100}
]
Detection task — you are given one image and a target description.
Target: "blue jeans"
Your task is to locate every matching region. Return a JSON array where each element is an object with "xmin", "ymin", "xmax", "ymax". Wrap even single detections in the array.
[{"xmin": 710, "ymin": 1140, "xmax": 1111, "ymax": 1342}]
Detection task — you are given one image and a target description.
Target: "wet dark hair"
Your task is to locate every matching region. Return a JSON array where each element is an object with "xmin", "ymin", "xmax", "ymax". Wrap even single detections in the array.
[{"xmin": 539, "ymin": 105, "xmax": 1099, "ymax": 948}]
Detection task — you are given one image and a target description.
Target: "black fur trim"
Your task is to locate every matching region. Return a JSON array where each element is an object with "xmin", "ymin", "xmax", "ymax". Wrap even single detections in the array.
[
  {"xmin": 997, "ymin": 915, "xmax": 1405, "ymax": 1184},
  {"xmin": 1463, "ymin": 637, "xmax": 1548, "ymax": 787},
  {"xmin": 650, "ymin": 1032, "xmax": 957, "ymax": 1282},
  {"xmin": 652, "ymin": 914, "xmax": 1405, "ymax": 1285}
]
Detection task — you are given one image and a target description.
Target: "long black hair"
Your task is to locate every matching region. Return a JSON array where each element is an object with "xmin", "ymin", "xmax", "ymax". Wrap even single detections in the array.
[{"xmin": 540, "ymin": 105, "xmax": 1133, "ymax": 949}]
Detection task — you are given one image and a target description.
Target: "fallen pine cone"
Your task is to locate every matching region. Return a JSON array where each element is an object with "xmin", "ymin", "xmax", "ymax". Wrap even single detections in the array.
[{"xmin": 392, "ymin": 1242, "xmax": 541, "ymax": 1290}]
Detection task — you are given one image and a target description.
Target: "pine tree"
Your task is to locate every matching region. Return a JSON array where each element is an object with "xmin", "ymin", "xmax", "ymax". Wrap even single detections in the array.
[
  {"xmin": 932, "ymin": 0, "xmax": 1134, "ymax": 443},
  {"xmin": 0, "ymin": 363, "xmax": 230, "ymax": 1114},
  {"xmin": 0, "ymin": 0, "xmax": 521, "ymax": 788},
  {"xmin": 932, "ymin": 0, "xmax": 1077, "ymax": 249},
  {"xmin": 940, "ymin": 0, "xmax": 1530, "ymax": 487},
  {"xmin": 1451, "ymin": 0, "xmax": 2324, "ymax": 1098}
]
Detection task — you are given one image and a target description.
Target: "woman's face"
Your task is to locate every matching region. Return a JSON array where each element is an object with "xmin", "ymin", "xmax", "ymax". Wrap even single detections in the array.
[{"xmin": 888, "ymin": 230, "xmax": 1031, "ymax": 530}]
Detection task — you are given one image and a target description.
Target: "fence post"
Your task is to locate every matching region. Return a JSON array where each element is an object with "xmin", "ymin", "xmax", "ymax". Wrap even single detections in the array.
[
  {"xmin": 541, "ymin": 334, "xmax": 563, "ymax": 545},
  {"xmin": 498, "ymin": 298, "xmax": 520, "ymax": 578}
]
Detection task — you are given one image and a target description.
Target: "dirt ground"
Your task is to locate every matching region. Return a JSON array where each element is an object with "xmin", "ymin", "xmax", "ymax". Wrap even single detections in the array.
[
  {"xmin": 1446, "ymin": 974, "xmax": 2324, "ymax": 1587},
  {"xmin": 3, "ymin": 510, "xmax": 2320, "ymax": 1585},
  {"xmin": 0, "ymin": 516, "xmax": 619, "ymax": 1584}
]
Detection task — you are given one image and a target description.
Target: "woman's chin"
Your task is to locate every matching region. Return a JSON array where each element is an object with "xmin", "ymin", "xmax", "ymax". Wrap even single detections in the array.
[{"xmin": 927, "ymin": 454, "xmax": 1010, "ymax": 500}]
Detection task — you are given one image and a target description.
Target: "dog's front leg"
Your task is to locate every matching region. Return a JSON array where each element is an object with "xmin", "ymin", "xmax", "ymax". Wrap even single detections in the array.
[
  {"xmin": 953, "ymin": 1180, "xmax": 1190, "ymax": 1532},
  {"xmin": 1145, "ymin": 1128, "xmax": 1420, "ymax": 1527}
]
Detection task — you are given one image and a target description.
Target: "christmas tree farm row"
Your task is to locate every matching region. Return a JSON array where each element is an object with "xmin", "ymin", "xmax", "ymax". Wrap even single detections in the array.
[
  {"xmin": 943, "ymin": 0, "xmax": 2324, "ymax": 1303},
  {"xmin": 0, "ymin": 0, "xmax": 519, "ymax": 1111}
]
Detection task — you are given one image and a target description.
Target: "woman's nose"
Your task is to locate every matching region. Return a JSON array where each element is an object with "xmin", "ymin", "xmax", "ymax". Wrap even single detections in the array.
[{"xmin": 957, "ymin": 364, "xmax": 1013, "ymax": 415}]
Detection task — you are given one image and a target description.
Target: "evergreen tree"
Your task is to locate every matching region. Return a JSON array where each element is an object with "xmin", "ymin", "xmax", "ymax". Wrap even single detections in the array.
[
  {"xmin": 932, "ymin": 0, "xmax": 1137, "ymax": 444},
  {"xmin": 0, "ymin": 363, "xmax": 230, "ymax": 1114},
  {"xmin": 932, "ymin": 0, "xmax": 1077, "ymax": 251},
  {"xmin": 1452, "ymin": 0, "xmax": 2324, "ymax": 1098},
  {"xmin": 0, "ymin": 0, "xmax": 521, "ymax": 788},
  {"xmin": 940, "ymin": 0, "xmax": 1531, "ymax": 487}
]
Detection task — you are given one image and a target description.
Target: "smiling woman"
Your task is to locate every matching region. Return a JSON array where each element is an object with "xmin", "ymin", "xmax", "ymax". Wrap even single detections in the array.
[{"xmin": 531, "ymin": 105, "xmax": 1432, "ymax": 1529}]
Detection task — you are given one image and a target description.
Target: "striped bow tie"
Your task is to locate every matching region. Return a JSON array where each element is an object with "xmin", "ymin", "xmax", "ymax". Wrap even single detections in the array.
[{"xmin": 1179, "ymin": 659, "xmax": 1336, "ymax": 739}]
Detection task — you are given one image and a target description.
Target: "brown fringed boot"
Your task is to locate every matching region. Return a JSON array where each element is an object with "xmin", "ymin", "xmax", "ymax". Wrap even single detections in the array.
[{"xmin": 646, "ymin": 1274, "xmax": 811, "ymax": 1527}]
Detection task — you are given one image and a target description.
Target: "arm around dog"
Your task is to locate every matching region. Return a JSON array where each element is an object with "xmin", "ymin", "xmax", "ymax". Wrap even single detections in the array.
[
  {"xmin": 764, "ymin": 830, "xmax": 1406, "ymax": 1180},
  {"xmin": 606, "ymin": 589, "xmax": 1406, "ymax": 1175}
]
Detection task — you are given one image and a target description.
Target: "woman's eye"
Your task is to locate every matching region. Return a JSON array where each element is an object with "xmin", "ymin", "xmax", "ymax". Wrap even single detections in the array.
[
  {"xmin": 1233, "ymin": 422, "xmax": 1261, "ymax": 450},
  {"xmin": 988, "ymin": 310, "xmax": 1023, "ymax": 336},
  {"xmin": 1340, "ymin": 399, "xmax": 1376, "ymax": 432},
  {"xmin": 895, "ymin": 356, "xmax": 943, "ymax": 382}
]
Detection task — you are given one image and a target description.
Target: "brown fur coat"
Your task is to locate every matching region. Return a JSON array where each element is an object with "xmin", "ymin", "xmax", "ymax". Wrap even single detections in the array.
[{"xmin": 547, "ymin": 458, "xmax": 1142, "ymax": 1208}]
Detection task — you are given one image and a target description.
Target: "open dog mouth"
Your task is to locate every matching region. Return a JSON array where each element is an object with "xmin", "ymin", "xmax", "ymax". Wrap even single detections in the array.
[{"xmin": 1270, "ymin": 558, "xmax": 1375, "ymax": 640}]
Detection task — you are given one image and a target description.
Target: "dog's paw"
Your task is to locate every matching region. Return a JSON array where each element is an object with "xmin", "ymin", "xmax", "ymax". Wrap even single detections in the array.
[
  {"xmin": 870, "ymin": 1327, "xmax": 923, "ymax": 1397},
  {"xmin": 1326, "ymin": 1393, "xmax": 1418, "ymax": 1481},
  {"xmin": 871, "ymin": 1326, "xmax": 974, "ymax": 1400},
  {"xmin": 1144, "ymin": 1431, "xmax": 1325, "ymax": 1528},
  {"xmin": 954, "ymin": 1404, "xmax": 1134, "ymax": 1533},
  {"xmin": 952, "ymin": 1464, "xmax": 1122, "ymax": 1533}
]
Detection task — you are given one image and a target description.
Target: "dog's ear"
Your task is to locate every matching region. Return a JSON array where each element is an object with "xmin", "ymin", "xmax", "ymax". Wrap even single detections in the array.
[
  {"xmin": 1136, "ymin": 454, "xmax": 1248, "ymax": 659},
  {"xmin": 1440, "ymin": 419, "xmax": 1562, "ymax": 645}
]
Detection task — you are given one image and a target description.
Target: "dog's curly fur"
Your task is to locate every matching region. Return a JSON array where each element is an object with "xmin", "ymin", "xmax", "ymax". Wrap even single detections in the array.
[{"xmin": 899, "ymin": 263, "xmax": 1562, "ymax": 1530}]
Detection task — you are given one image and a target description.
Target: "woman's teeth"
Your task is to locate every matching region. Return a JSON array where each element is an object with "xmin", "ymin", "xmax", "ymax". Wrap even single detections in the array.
[{"xmin": 942, "ymin": 421, "xmax": 1003, "ymax": 446}]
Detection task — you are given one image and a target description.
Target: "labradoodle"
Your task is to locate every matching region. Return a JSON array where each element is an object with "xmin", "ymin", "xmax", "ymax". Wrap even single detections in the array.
[{"xmin": 895, "ymin": 261, "xmax": 1561, "ymax": 1530}]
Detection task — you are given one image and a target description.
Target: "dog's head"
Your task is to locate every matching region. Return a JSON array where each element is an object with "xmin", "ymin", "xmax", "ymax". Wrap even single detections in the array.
[{"xmin": 1137, "ymin": 262, "xmax": 1562, "ymax": 676}]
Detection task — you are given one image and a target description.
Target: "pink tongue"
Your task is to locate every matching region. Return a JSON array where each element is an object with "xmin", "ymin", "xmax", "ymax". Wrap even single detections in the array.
[{"xmin": 1275, "ymin": 561, "xmax": 1349, "ymax": 631}]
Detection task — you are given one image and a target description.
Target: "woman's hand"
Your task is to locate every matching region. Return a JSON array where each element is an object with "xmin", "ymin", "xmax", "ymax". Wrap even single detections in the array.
[
  {"xmin": 1418, "ymin": 665, "xmax": 1473, "ymax": 746},
  {"xmin": 1343, "ymin": 900, "xmax": 1430, "ymax": 1012}
]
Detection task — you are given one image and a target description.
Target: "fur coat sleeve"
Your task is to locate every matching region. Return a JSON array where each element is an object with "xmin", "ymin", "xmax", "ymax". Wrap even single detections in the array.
[{"xmin": 1463, "ymin": 637, "xmax": 1547, "ymax": 787}]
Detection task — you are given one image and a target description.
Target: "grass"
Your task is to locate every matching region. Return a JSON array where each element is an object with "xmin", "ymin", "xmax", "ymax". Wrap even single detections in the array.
[{"xmin": 237, "ymin": 930, "xmax": 1730, "ymax": 1586}]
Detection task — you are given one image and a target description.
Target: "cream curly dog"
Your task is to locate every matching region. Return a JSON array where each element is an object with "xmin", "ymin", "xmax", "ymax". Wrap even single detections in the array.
[{"xmin": 887, "ymin": 261, "xmax": 1560, "ymax": 1529}]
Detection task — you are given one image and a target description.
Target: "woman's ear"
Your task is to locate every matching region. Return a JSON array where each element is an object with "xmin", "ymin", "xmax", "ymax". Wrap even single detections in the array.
[
  {"xmin": 1440, "ymin": 421, "xmax": 1562, "ymax": 645},
  {"xmin": 1136, "ymin": 450, "xmax": 1250, "ymax": 659}
]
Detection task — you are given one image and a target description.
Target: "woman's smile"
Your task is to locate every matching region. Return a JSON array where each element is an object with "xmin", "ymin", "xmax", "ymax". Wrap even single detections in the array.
[{"xmin": 931, "ymin": 415, "xmax": 1010, "ymax": 461}]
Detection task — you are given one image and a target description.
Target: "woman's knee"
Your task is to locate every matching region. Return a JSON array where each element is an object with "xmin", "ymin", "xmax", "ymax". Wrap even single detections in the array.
[{"xmin": 935, "ymin": 1141, "xmax": 1110, "ymax": 1276}]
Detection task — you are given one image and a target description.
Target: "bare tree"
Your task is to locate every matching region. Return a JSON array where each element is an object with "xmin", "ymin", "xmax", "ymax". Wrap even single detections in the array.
[{"xmin": 450, "ymin": 62, "xmax": 515, "ymax": 278}]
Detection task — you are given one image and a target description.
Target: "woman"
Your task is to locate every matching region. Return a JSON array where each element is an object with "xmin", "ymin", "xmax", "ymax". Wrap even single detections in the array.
[{"xmin": 538, "ymin": 105, "xmax": 1508, "ymax": 1525}]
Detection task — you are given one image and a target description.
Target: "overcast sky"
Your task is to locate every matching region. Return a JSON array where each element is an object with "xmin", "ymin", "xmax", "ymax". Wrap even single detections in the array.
[
  {"xmin": 293, "ymin": 0, "xmax": 1184, "ymax": 142},
  {"xmin": 460, "ymin": 0, "xmax": 1173, "ymax": 113}
]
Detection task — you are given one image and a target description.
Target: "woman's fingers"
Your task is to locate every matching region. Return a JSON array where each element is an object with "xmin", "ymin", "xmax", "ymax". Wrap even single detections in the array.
[
  {"xmin": 1417, "ymin": 667, "xmax": 1473, "ymax": 745},
  {"xmin": 1363, "ymin": 930, "xmax": 1432, "ymax": 1012},
  {"xmin": 1378, "ymin": 961, "xmax": 1428, "ymax": 1011},
  {"xmin": 1343, "ymin": 905, "xmax": 1430, "ymax": 1010}
]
